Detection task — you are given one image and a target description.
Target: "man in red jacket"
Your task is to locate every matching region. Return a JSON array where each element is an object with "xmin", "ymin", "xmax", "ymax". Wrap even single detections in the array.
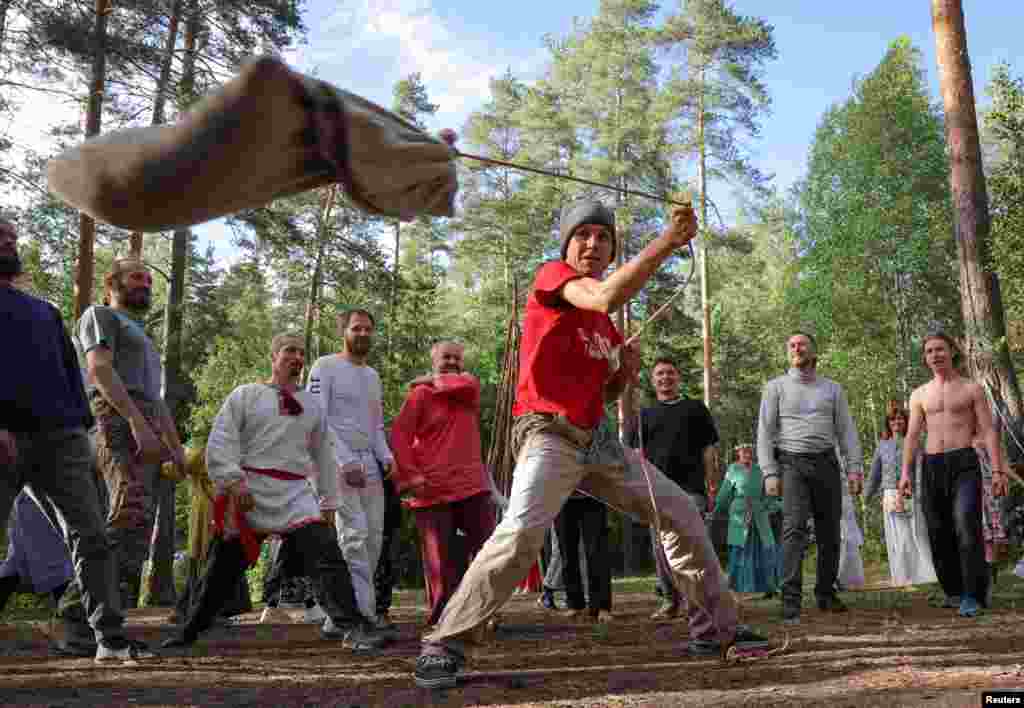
[{"xmin": 390, "ymin": 341, "xmax": 497, "ymax": 627}]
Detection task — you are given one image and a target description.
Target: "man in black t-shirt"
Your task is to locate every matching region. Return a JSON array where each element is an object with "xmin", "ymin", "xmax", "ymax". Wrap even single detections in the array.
[{"xmin": 627, "ymin": 356, "xmax": 722, "ymax": 656}]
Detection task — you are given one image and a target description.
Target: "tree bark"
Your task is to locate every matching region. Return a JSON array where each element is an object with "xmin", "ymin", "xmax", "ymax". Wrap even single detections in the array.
[
  {"xmin": 74, "ymin": 0, "xmax": 111, "ymax": 318},
  {"xmin": 698, "ymin": 103, "xmax": 712, "ymax": 409},
  {"xmin": 146, "ymin": 0, "xmax": 197, "ymax": 606},
  {"xmin": 304, "ymin": 185, "xmax": 338, "ymax": 376},
  {"xmin": 931, "ymin": 0, "xmax": 1024, "ymax": 429},
  {"xmin": 129, "ymin": 0, "xmax": 182, "ymax": 260}
]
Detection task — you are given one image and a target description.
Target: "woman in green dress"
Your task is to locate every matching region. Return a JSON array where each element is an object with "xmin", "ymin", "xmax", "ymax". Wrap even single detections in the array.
[{"xmin": 714, "ymin": 444, "xmax": 781, "ymax": 595}]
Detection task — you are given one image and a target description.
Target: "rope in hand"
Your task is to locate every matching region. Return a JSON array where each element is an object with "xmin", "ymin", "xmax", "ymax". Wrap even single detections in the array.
[{"xmin": 440, "ymin": 129, "xmax": 699, "ymax": 347}]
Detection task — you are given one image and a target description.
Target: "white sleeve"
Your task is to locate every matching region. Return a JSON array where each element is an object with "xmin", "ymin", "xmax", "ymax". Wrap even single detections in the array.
[
  {"xmin": 311, "ymin": 409, "xmax": 341, "ymax": 511},
  {"xmin": 372, "ymin": 375, "xmax": 394, "ymax": 465},
  {"xmin": 206, "ymin": 387, "xmax": 247, "ymax": 493},
  {"xmin": 308, "ymin": 358, "xmax": 357, "ymax": 467}
]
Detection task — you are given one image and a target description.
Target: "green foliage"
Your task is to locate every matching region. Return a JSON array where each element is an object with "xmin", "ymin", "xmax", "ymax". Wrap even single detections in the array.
[
  {"xmin": 987, "ymin": 64, "xmax": 1024, "ymax": 350},
  {"xmin": 793, "ymin": 38, "xmax": 961, "ymax": 438}
]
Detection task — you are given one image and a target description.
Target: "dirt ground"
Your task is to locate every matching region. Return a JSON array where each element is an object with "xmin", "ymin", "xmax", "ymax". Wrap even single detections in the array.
[{"xmin": 2, "ymin": 583, "xmax": 1023, "ymax": 708}]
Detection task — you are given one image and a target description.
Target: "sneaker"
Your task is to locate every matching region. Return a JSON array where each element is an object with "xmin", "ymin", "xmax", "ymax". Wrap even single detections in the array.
[
  {"xmin": 941, "ymin": 594, "xmax": 961, "ymax": 608},
  {"xmin": 50, "ymin": 638, "xmax": 99, "ymax": 657},
  {"xmin": 817, "ymin": 594, "xmax": 848, "ymax": 613},
  {"xmin": 650, "ymin": 601, "xmax": 682, "ymax": 620},
  {"xmin": 782, "ymin": 604, "xmax": 801, "ymax": 626},
  {"xmin": 259, "ymin": 606, "xmax": 291, "ymax": 624},
  {"xmin": 94, "ymin": 638, "xmax": 155, "ymax": 663},
  {"xmin": 958, "ymin": 595, "xmax": 979, "ymax": 618},
  {"xmin": 303, "ymin": 604, "xmax": 328, "ymax": 625},
  {"xmin": 160, "ymin": 632, "xmax": 197, "ymax": 649},
  {"xmin": 414, "ymin": 652, "xmax": 464, "ymax": 689},
  {"xmin": 372, "ymin": 614, "xmax": 400, "ymax": 640},
  {"xmin": 688, "ymin": 638, "xmax": 721, "ymax": 656},
  {"xmin": 319, "ymin": 618, "xmax": 389, "ymax": 651}
]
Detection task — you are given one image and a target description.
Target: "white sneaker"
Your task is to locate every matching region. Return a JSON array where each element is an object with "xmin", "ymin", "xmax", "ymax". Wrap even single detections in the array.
[
  {"xmin": 303, "ymin": 604, "xmax": 328, "ymax": 624},
  {"xmin": 259, "ymin": 606, "xmax": 291, "ymax": 624}
]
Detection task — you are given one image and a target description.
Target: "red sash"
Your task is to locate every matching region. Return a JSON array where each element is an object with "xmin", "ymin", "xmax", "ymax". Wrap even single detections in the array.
[{"xmin": 212, "ymin": 467, "xmax": 307, "ymax": 564}]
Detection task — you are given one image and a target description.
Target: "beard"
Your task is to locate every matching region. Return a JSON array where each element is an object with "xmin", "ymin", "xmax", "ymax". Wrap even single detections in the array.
[
  {"xmin": 117, "ymin": 287, "xmax": 152, "ymax": 312},
  {"xmin": 346, "ymin": 334, "xmax": 371, "ymax": 356},
  {"xmin": 0, "ymin": 253, "xmax": 22, "ymax": 278}
]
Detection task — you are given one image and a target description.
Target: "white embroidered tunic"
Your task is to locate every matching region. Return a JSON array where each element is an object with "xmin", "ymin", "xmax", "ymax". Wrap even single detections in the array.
[{"xmin": 206, "ymin": 383, "xmax": 341, "ymax": 534}]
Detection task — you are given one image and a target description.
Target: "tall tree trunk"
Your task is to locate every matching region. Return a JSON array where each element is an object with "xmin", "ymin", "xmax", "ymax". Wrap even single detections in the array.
[
  {"xmin": 130, "ymin": 0, "xmax": 183, "ymax": 259},
  {"xmin": 697, "ymin": 88, "xmax": 712, "ymax": 409},
  {"xmin": 304, "ymin": 185, "xmax": 338, "ymax": 375},
  {"xmin": 146, "ymin": 0, "xmax": 198, "ymax": 606},
  {"xmin": 931, "ymin": 0, "xmax": 1024, "ymax": 430},
  {"xmin": 74, "ymin": 0, "xmax": 111, "ymax": 318}
]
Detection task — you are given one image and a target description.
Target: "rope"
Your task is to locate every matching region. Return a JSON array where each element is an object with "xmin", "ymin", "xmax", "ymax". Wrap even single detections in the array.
[
  {"xmin": 455, "ymin": 150, "xmax": 692, "ymax": 208},
  {"xmin": 979, "ymin": 379, "xmax": 1024, "ymax": 486}
]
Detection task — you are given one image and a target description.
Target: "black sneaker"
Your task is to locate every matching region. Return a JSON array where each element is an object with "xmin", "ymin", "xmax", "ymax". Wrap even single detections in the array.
[
  {"xmin": 320, "ymin": 618, "xmax": 389, "ymax": 651},
  {"xmin": 687, "ymin": 638, "xmax": 721, "ymax": 656},
  {"xmin": 94, "ymin": 638, "xmax": 155, "ymax": 664},
  {"xmin": 414, "ymin": 652, "xmax": 463, "ymax": 689},
  {"xmin": 817, "ymin": 594, "xmax": 848, "ymax": 613},
  {"xmin": 537, "ymin": 589, "xmax": 557, "ymax": 611},
  {"xmin": 50, "ymin": 638, "xmax": 98, "ymax": 657}
]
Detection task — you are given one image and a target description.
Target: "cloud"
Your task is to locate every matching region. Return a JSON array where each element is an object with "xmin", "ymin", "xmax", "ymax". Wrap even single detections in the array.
[{"xmin": 290, "ymin": 0, "xmax": 549, "ymax": 132}]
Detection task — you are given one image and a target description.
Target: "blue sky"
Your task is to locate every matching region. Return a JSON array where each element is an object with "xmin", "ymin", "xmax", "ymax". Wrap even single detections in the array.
[{"xmin": 9, "ymin": 1, "xmax": 1024, "ymax": 262}]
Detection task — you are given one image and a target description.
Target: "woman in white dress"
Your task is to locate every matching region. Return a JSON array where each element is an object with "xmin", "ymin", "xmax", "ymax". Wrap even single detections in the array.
[{"xmin": 864, "ymin": 408, "xmax": 937, "ymax": 586}]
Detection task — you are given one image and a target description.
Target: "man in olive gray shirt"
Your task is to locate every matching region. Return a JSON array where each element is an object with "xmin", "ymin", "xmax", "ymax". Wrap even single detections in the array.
[
  {"xmin": 757, "ymin": 332, "xmax": 863, "ymax": 624},
  {"xmin": 78, "ymin": 258, "xmax": 185, "ymax": 610}
]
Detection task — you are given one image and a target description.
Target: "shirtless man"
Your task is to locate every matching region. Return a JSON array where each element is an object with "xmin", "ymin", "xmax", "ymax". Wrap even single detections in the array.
[{"xmin": 900, "ymin": 331, "xmax": 1007, "ymax": 618}]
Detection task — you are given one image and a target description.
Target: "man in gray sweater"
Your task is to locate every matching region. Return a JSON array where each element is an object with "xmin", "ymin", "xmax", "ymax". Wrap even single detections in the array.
[{"xmin": 757, "ymin": 332, "xmax": 863, "ymax": 625}]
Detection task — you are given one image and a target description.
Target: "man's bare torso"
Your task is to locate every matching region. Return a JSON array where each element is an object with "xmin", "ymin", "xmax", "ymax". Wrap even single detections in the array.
[{"xmin": 912, "ymin": 375, "xmax": 982, "ymax": 454}]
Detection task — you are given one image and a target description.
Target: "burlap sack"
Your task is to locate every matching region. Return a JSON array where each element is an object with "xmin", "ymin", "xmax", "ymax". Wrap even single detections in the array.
[{"xmin": 47, "ymin": 56, "xmax": 457, "ymax": 232}]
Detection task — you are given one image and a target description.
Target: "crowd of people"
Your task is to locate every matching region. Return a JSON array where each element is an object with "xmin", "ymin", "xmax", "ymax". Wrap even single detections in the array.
[{"xmin": 1, "ymin": 201, "xmax": 1020, "ymax": 689}]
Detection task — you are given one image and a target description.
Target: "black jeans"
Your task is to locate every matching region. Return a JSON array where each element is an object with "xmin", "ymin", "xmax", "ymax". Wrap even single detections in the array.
[
  {"xmin": 1, "ymin": 427, "xmax": 125, "ymax": 644},
  {"xmin": 555, "ymin": 496, "xmax": 611, "ymax": 613},
  {"xmin": 179, "ymin": 522, "xmax": 363, "ymax": 641},
  {"xmin": 374, "ymin": 477, "xmax": 403, "ymax": 616},
  {"xmin": 921, "ymin": 448, "xmax": 988, "ymax": 602},
  {"xmin": 175, "ymin": 548, "xmax": 251, "ymax": 620},
  {"xmin": 779, "ymin": 449, "xmax": 842, "ymax": 606}
]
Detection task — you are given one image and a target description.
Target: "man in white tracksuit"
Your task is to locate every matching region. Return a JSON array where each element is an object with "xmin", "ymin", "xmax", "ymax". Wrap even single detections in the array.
[{"xmin": 308, "ymin": 309, "xmax": 394, "ymax": 626}]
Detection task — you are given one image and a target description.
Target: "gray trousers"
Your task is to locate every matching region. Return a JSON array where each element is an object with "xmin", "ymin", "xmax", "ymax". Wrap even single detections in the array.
[
  {"xmin": 779, "ymin": 450, "xmax": 842, "ymax": 605},
  {"xmin": 0, "ymin": 427, "xmax": 124, "ymax": 643}
]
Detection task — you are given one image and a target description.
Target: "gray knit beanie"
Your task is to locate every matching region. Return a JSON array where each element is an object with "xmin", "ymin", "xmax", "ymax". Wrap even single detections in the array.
[{"xmin": 559, "ymin": 199, "xmax": 616, "ymax": 261}]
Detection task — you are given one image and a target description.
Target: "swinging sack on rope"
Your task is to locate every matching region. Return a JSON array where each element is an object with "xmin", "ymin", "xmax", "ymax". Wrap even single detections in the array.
[{"xmin": 47, "ymin": 56, "xmax": 458, "ymax": 232}]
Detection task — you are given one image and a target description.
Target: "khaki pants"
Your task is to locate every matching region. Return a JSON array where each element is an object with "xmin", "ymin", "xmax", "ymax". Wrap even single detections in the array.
[{"xmin": 423, "ymin": 428, "xmax": 738, "ymax": 654}]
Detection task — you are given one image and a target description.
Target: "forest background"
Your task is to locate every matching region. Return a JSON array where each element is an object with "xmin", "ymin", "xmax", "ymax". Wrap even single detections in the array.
[{"xmin": 2, "ymin": 0, "xmax": 1024, "ymax": 601}]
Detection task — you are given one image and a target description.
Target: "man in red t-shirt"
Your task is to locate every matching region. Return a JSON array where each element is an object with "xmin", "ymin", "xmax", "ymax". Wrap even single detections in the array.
[
  {"xmin": 390, "ymin": 340, "xmax": 498, "ymax": 627},
  {"xmin": 414, "ymin": 198, "xmax": 769, "ymax": 689}
]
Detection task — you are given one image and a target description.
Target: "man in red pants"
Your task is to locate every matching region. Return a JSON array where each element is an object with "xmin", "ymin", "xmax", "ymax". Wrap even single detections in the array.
[{"xmin": 390, "ymin": 340, "xmax": 498, "ymax": 627}]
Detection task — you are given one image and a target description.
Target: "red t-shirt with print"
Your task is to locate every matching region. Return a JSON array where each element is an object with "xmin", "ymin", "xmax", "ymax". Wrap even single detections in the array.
[{"xmin": 512, "ymin": 260, "xmax": 623, "ymax": 430}]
